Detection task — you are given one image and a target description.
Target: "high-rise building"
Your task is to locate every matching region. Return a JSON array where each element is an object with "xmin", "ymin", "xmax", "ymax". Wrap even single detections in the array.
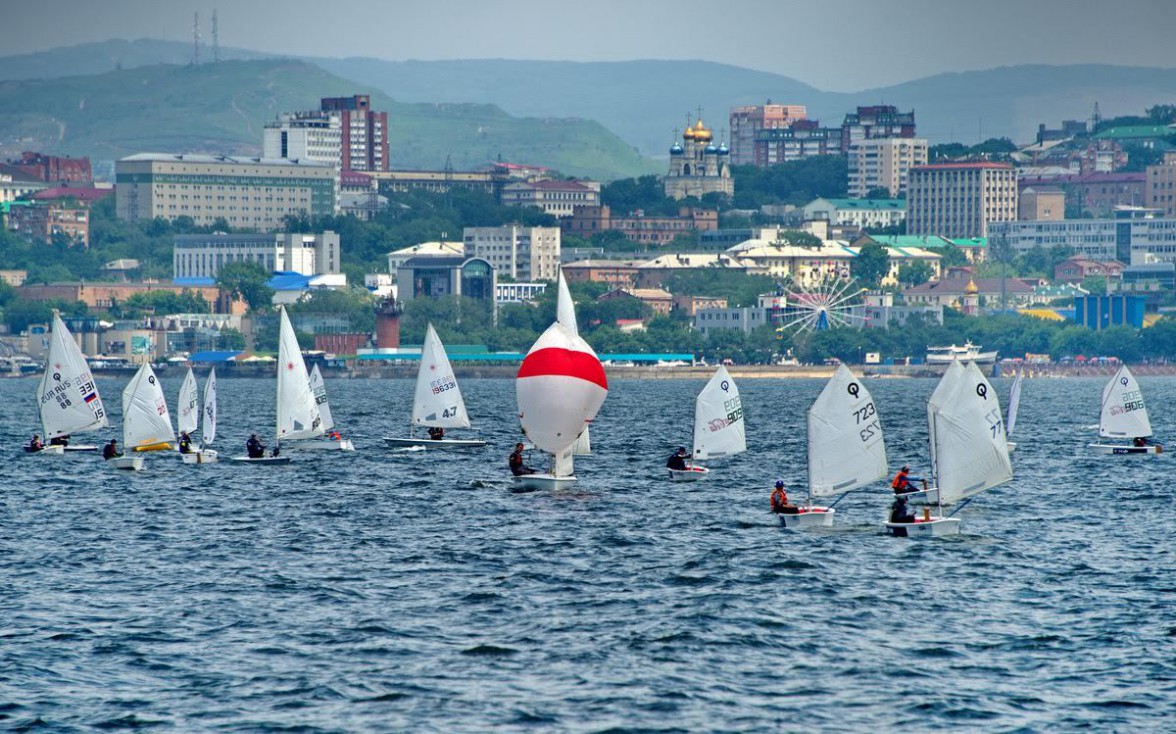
[
  {"xmin": 665, "ymin": 119, "xmax": 734, "ymax": 200},
  {"xmin": 728, "ymin": 104, "xmax": 807, "ymax": 166},
  {"xmin": 115, "ymin": 154, "xmax": 338, "ymax": 231},
  {"xmin": 463, "ymin": 225, "xmax": 561, "ymax": 281},
  {"xmin": 847, "ymin": 137, "xmax": 928, "ymax": 198},
  {"xmin": 263, "ymin": 95, "xmax": 389, "ymax": 173},
  {"xmin": 907, "ymin": 163, "xmax": 1017, "ymax": 238},
  {"xmin": 840, "ymin": 105, "xmax": 917, "ymax": 153},
  {"xmin": 1145, "ymin": 152, "xmax": 1176, "ymax": 217}
]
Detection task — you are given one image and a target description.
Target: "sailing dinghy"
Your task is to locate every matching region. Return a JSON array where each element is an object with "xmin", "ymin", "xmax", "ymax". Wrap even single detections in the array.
[
  {"xmin": 178, "ymin": 367, "xmax": 218, "ymax": 463},
  {"xmin": 668, "ymin": 366, "xmax": 745, "ymax": 481},
  {"xmin": 114, "ymin": 362, "xmax": 175, "ymax": 470},
  {"xmin": 296, "ymin": 364, "xmax": 356, "ymax": 450},
  {"xmin": 1088, "ymin": 365, "xmax": 1161, "ymax": 455},
  {"xmin": 231, "ymin": 306, "xmax": 308, "ymax": 465},
  {"xmin": 383, "ymin": 323, "xmax": 486, "ymax": 449},
  {"xmin": 32, "ymin": 312, "xmax": 108, "ymax": 454},
  {"xmin": 1005, "ymin": 372, "xmax": 1023, "ymax": 453},
  {"xmin": 557, "ymin": 271, "xmax": 592, "ymax": 457},
  {"xmin": 513, "ymin": 321, "xmax": 608, "ymax": 491},
  {"xmin": 885, "ymin": 361, "xmax": 1012, "ymax": 537},
  {"xmin": 779, "ymin": 364, "xmax": 887, "ymax": 528}
]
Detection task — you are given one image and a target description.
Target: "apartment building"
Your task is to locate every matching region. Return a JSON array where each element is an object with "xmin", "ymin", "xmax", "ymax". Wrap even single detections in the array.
[
  {"xmin": 728, "ymin": 103, "xmax": 807, "ymax": 166},
  {"xmin": 1146, "ymin": 152, "xmax": 1176, "ymax": 217},
  {"xmin": 990, "ymin": 207, "xmax": 1176, "ymax": 265},
  {"xmin": 907, "ymin": 162, "xmax": 1017, "ymax": 238},
  {"xmin": 847, "ymin": 137, "xmax": 928, "ymax": 198},
  {"xmin": 463, "ymin": 225, "xmax": 561, "ymax": 281}
]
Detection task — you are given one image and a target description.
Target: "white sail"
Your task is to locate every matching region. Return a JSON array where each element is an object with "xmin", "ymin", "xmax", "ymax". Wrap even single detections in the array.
[
  {"xmin": 807, "ymin": 363, "xmax": 888, "ymax": 497},
  {"xmin": 927, "ymin": 359, "xmax": 966, "ymax": 480},
  {"xmin": 276, "ymin": 306, "xmax": 323, "ymax": 440},
  {"xmin": 202, "ymin": 368, "xmax": 217, "ymax": 447},
  {"xmin": 517, "ymin": 322, "xmax": 608, "ymax": 456},
  {"xmin": 412, "ymin": 324, "xmax": 471, "ymax": 429},
  {"xmin": 692, "ymin": 366, "xmax": 746, "ymax": 461},
  {"xmin": 309, "ymin": 364, "xmax": 335, "ymax": 432},
  {"xmin": 556, "ymin": 271, "xmax": 592, "ymax": 456},
  {"xmin": 176, "ymin": 367, "xmax": 199, "ymax": 436},
  {"xmin": 37, "ymin": 313, "xmax": 109, "ymax": 438},
  {"xmin": 121, "ymin": 363, "xmax": 175, "ymax": 451},
  {"xmin": 933, "ymin": 361, "xmax": 1012, "ymax": 505},
  {"xmin": 1098, "ymin": 365, "xmax": 1151, "ymax": 438},
  {"xmin": 1006, "ymin": 372, "xmax": 1024, "ymax": 437}
]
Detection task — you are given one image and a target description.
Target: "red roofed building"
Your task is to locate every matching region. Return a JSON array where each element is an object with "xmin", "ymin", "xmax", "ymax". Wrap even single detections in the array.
[{"xmin": 6, "ymin": 152, "xmax": 92, "ymax": 183}]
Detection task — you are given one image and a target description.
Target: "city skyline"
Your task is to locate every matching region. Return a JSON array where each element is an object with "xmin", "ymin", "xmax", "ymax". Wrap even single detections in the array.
[{"xmin": 5, "ymin": 0, "xmax": 1176, "ymax": 92}]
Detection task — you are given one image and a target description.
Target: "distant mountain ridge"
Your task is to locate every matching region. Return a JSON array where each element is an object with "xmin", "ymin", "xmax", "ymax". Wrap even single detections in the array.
[{"xmin": 1, "ymin": 39, "xmax": 1174, "ymax": 164}]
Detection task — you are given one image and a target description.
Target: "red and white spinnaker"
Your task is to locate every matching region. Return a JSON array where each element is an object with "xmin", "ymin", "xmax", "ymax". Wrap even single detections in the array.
[{"xmin": 516, "ymin": 322, "xmax": 608, "ymax": 457}]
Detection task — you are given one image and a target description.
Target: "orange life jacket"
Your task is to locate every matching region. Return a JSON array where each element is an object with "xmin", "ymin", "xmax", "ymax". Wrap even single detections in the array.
[
  {"xmin": 892, "ymin": 470, "xmax": 909, "ymax": 489},
  {"xmin": 770, "ymin": 487, "xmax": 788, "ymax": 510}
]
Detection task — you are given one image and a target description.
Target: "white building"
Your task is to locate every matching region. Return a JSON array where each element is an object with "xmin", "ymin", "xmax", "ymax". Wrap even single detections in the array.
[
  {"xmin": 262, "ymin": 112, "xmax": 343, "ymax": 169},
  {"xmin": 501, "ymin": 180, "xmax": 600, "ymax": 218},
  {"xmin": 803, "ymin": 198, "xmax": 907, "ymax": 230},
  {"xmin": 385, "ymin": 241, "xmax": 465, "ymax": 273},
  {"xmin": 463, "ymin": 225, "xmax": 561, "ymax": 281},
  {"xmin": 727, "ymin": 237, "xmax": 941, "ymax": 287},
  {"xmin": 496, "ymin": 282, "xmax": 547, "ymax": 304},
  {"xmin": 173, "ymin": 232, "xmax": 341, "ymax": 279},
  {"xmin": 991, "ymin": 207, "xmax": 1176, "ymax": 264},
  {"xmin": 847, "ymin": 137, "xmax": 928, "ymax": 197}
]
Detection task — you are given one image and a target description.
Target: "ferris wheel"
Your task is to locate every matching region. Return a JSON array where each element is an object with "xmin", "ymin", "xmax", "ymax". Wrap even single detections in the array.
[{"xmin": 774, "ymin": 277, "xmax": 869, "ymax": 333}]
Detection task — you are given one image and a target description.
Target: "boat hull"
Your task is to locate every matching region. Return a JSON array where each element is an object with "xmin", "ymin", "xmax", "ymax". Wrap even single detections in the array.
[
  {"xmin": 383, "ymin": 437, "xmax": 487, "ymax": 449},
  {"xmin": 777, "ymin": 507, "xmax": 836, "ymax": 528},
  {"xmin": 180, "ymin": 449, "xmax": 219, "ymax": 464},
  {"xmin": 885, "ymin": 517, "xmax": 961, "ymax": 537},
  {"xmin": 28, "ymin": 445, "xmax": 65, "ymax": 455},
  {"xmin": 109, "ymin": 455, "xmax": 144, "ymax": 471},
  {"xmin": 511, "ymin": 473, "xmax": 576, "ymax": 491},
  {"xmin": 668, "ymin": 466, "xmax": 709, "ymax": 481},
  {"xmin": 64, "ymin": 445, "xmax": 98, "ymax": 452},
  {"xmin": 230, "ymin": 455, "xmax": 293, "ymax": 465},
  {"xmin": 1088, "ymin": 442, "xmax": 1162, "ymax": 455},
  {"xmin": 290, "ymin": 438, "xmax": 356, "ymax": 451}
]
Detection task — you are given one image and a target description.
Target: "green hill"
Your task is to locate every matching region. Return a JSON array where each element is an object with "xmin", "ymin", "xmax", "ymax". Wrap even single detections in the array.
[{"xmin": 0, "ymin": 59, "xmax": 660, "ymax": 180}]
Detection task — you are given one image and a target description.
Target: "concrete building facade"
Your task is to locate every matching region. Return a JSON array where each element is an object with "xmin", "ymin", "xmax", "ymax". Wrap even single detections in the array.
[
  {"xmin": 907, "ymin": 162, "xmax": 1017, "ymax": 238},
  {"xmin": 173, "ymin": 232, "xmax": 341, "ymax": 279},
  {"xmin": 728, "ymin": 104, "xmax": 808, "ymax": 166},
  {"xmin": 1146, "ymin": 153, "xmax": 1176, "ymax": 217},
  {"xmin": 501, "ymin": 180, "xmax": 600, "ymax": 217},
  {"xmin": 463, "ymin": 225, "xmax": 561, "ymax": 281},
  {"xmin": 990, "ymin": 208, "xmax": 1176, "ymax": 264},
  {"xmin": 561, "ymin": 205, "xmax": 718, "ymax": 246},
  {"xmin": 263, "ymin": 95, "xmax": 389, "ymax": 173},
  {"xmin": 847, "ymin": 137, "xmax": 928, "ymax": 198}
]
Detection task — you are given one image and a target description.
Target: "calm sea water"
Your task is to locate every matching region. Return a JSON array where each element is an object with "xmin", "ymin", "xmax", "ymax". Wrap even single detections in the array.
[{"xmin": 1, "ymin": 373, "xmax": 1173, "ymax": 732}]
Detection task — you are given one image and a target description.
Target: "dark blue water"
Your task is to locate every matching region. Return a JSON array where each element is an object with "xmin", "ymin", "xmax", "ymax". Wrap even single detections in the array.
[{"xmin": 2, "ymin": 374, "xmax": 1173, "ymax": 732}]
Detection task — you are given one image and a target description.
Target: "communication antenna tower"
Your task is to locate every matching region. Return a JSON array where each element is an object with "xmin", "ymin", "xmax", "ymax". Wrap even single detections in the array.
[
  {"xmin": 212, "ymin": 9, "xmax": 219, "ymax": 63},
  {"xmin": 191, "ymin": 12, "xmax": 201, "ymax": 66}
]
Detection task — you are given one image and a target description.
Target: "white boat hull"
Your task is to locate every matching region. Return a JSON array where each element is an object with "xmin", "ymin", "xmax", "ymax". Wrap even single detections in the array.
[
  {"xmin": 180, "ymin": 449, "xmax": 219, "ymax": 464},
  {"xmin": 885, "ymin": 517, "xmax": 961, "ymax": 537},
  {"xmin": 29, "ymin": 445, "xmax": 65, "ymax": 455},
  {"xmin": 109, "ymin": 455, "xmax": 144, "ymax": 471},
  {"xmin": 383, "ymin": 437, "xmax": 487, "ymax": 449},
  {"xmin": 230, "ymin": 455, "xmax": 293, "ymax": 465},
  {"xmin": 777, "ymin": 507, "xmax": 836, "ymax": 528},
  {"xmin": 511, "ymin": 473, "xmax": 577, "ymax": 491},
  {"xmin": 290, "ymin": 438, "xmax": 356, "ymax": 451},
  {"xmin": 64, "ymin": 445, "xmax": 98, "ymax": 452},
  {"xmin": 1088, "ymin": 442, "xmax": 1162, "ymax": 455},
  {"xmin": 668, "ymin": 466, "xmax": 709, "ymax": 481}
]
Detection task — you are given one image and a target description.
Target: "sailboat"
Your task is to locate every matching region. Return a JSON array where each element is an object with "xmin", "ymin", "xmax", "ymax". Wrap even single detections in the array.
[
  {"xmin": 557, "ymin": 271, "xmax": 591, "ymax": 457},
  {"xmin": 31, "ymin": 312, "xmax": 108, "ymax": 454},
  {"xmin": 1006, "ymin": 372, "xmax": 1023, "ymax": 453},
  {"xmin": 178, "ymin": 366, "xmax": 218, "ymax": 464},
  {"xmin": 1088, "ymin": 365, "xmax": 1162, "ymax": 455},
  {"xmin": 383, "ymin": 323, "xmax": 486, "ymax": 449},
  {"xmin": 668, "ymin": 365, "xmax": 745, "ymax": 481},
  {"xmin": 114, "ymin": 362, "xmax": 175, "ymax": 470},
  {"xmin": 513, "ymin": 321, "xmax": 608, "ymax": 491},
  {"xmin": 231, "ymin": 306, "xmax": 309, "ymax": 464},
  {"xmin": 885, "ymin": 361, "xmax": 1012, "ymax": 537},
  {"xmin": 779, "ymin": 364, "xmax": 888, "ymax": 529},
  {"xmin": 297, "ymin": 364, "xmax": 355, "ymax": 450}
]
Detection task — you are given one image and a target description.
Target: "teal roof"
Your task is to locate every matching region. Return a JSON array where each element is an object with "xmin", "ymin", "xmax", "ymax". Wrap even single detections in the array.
[
  {"xmin": 1093, "ymin": 125, "xmax": 1175, "ymax": 140},
  {"xmin": 950, "ymin": 237, "xmax": 989, "ymax": 248},
  {"xmin": 820, "ymin": 198, "xmax": 906, "ymax": 211},
  {"xmin": 868, "ymin": 235, "xmax": 949, "ymax": 248}
]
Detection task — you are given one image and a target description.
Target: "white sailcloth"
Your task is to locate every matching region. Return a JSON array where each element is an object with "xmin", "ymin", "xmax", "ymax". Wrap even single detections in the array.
[
  {"xmin": 1098, "ymin": 365, "xmax": 1151, "ymax": 438},
  {"xmin": 276, "ymin": 306, "xmax": 323, "ymax": 440},
  {"xmin": 1006, "ymin": 372, "xmax": 1024, "ymax": 437},
  {"xmin": 121, "ymin": 363, "xmax": 175, "ymax": 451},
  {"xmin": 807, "ymin": 363, "xmax": 888, "ymax": 497},
  {"xmin": 177, "ymin": 367, "xmax": 199, "ymax": 436},
  {"xmin": 309, "ymin": 364, "xmax": 335, "ymax": 432},
  {"xmin": 927, "ymin": 359, "xmax": 966, "ymax": 480},
  {"xmin": 517, "ymin": 322, "xmax": 608, "ymax": 457},
  {"xmin": 202, "ymin": 368, "xmax": 217, "ymax": 447},
  {"xmin": 37, "ymin": 313, "xmax": 109, "ymax": 439},
  {"xmin": 556, "ymin": 271, "xmax": 592, "ymax": 455},
  {"xmin": 412, "ymin": 324, "xmax": 471, "ymax": 429},
  {"xmin": 933, "ymin": 361, "xmax": 1012, "ymax": 505},
  {"xmin": 692, "ymin": 366, "xmax": 746, "ymax": 461}
]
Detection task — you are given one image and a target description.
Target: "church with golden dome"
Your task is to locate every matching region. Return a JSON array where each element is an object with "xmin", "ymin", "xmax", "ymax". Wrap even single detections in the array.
[{"xmin": 664, "ymin": 117, "xmax": 734, "ymax": 201}]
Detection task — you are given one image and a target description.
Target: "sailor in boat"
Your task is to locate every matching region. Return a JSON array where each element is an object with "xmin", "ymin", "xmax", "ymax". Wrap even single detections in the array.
[
  {"xmin": 271, "ymin": 443, "xmax": 281, "ymax": 458},
  {"xmin": 509, "ymin": 442, "xmax": 536, "ymax": 476},
  {"xmin": 770, "ymin": 480, "xmax": 799, "ymax": 515},
  {"xmin": 178, "ymin": 431, "xmax": 193, "ymax": 454},
  {"xmin": 428, "ymin": 426, "xmax": 445, "ymax": 441},
  {"xmin": 328, "ymin": 430, "xmax": 342, "ymax": 441},
  {"xmin": 891, "ymin": 466, "xmax": 926, "ymax": 495},
  {"xmin": 666, "ymin": 447, "xmax": 689, "ymax": 471},
  {"xmin": 49, "ymin": 434, "xmax": 69, "ymax": 448},
  {"xmin": 246, "ymin": 434, "xmax": 266, "ymax": 459},
  {"xmin": 102, "ymin": 439, "xmax": 122, "ymax": 460},
  {"xmin": 888, "ymin": 494, "xmax": 917, "ymax": 530},
  {"xmin": 27, "ymin": 435, "xmax": 43, "ymax": 452}
]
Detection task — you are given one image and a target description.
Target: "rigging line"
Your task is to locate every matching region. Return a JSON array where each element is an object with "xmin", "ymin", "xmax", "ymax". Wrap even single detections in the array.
[{"xmin": 947, "ymin": 497, "xmax": 973, "ymax": 518}]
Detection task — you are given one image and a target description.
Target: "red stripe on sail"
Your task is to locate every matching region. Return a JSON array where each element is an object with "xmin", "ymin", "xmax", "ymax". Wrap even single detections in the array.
[{"xmin": 517, "ymin": 347, "xmax": 608, "ymax": 390}]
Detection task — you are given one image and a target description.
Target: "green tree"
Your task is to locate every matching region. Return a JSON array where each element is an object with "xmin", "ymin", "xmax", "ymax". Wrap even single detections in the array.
[
  {"xmin": 897, "ymin": 260, "xmax": 933, "ymax": 288},
  {"xmin": 851, "ymin": 243, "xmax": 891, "ymax": 289},
  {"xmin": 216, "ymin": 261, "xmax": 274, "ymax": 312}
]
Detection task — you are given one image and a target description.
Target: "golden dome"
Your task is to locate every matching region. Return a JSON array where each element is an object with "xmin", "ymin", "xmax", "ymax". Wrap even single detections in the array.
[
  {"xmin": 683, "ymin": 126, "xmax": 696, "ymax": 140},
  {"xmin": 693, "ymin": 119, "xmax": 713, "ymax": 142},
  {"xmin": 965, "ymin": 278, "xmax": 979, "ymax": 295}
]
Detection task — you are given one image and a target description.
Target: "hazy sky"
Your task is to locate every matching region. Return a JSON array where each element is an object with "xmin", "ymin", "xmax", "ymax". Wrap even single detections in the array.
[{"xmin": 6, "ymin": 0, "xmax": 1176, "ymax": 91}]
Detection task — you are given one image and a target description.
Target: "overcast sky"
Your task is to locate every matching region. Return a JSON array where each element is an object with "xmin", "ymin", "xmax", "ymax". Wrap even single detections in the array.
[{"xmin": 7, "ymin": 0, "xmax": 1176, "ymax": 91}]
